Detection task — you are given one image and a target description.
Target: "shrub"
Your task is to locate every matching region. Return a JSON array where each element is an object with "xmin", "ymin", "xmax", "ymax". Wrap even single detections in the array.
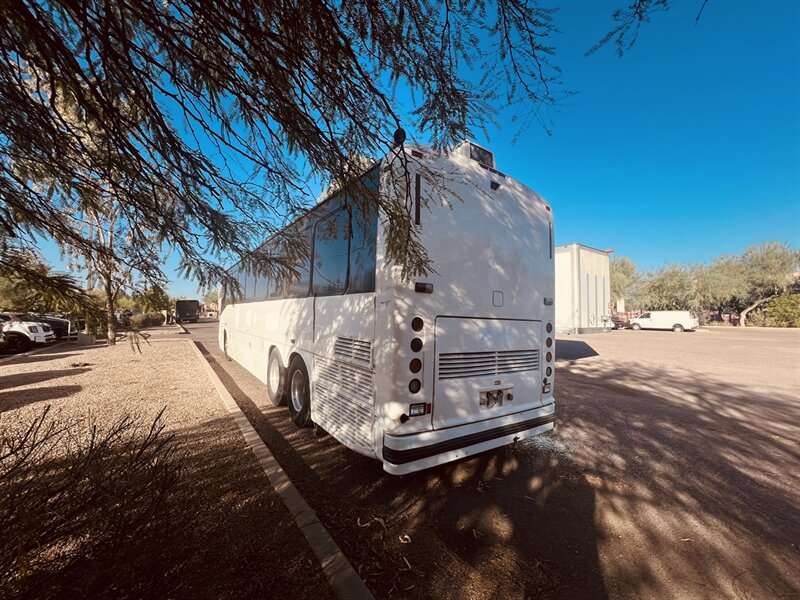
[
  {"xmin": 766, "ymin": 294, "xmax": 800, "ymax": 327},
  {"xmin": 0, "ymin": 407, "xmax": 191, "ymax": 600},
  {"xmin": 146, "ymin": 312, "xmax": 166, "ymax": 326},
  {"xmin": 128, "ymin": 313, "xmax": 150, "ymax": 328}
]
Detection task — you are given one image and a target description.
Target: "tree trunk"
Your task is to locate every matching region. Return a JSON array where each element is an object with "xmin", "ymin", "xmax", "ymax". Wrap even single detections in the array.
[
  {"xmin": 738, "ymin": 294, "xmax": 778, "ymax": 327},
  {"xmin": 104, "ymin": 271, "xmax": 117, "ymax": 345}
]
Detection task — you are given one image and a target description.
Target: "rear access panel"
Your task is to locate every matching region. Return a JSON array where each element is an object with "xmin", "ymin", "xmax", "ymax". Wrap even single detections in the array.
[{"xmin": 433, "ymin": 317, "xmax": 543, "ymax": 430}]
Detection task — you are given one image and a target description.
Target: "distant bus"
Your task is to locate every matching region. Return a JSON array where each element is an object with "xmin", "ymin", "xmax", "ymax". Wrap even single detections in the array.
[
  {"xmin": 175, "ymin": 300, "xmax": 200, "ymax": 324},
  {"xmin": 219, "ymin": 140, "xmax": 556, "ymax": 475}
]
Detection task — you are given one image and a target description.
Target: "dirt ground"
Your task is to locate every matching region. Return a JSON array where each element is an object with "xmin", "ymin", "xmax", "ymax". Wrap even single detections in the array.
[
  {"xmin": 191, "ymin": 321, "xmax": 799, "ymax": 600},
  {"xmin": 0, "ymin": 332, "xmax": 334, "ymax": 600}
]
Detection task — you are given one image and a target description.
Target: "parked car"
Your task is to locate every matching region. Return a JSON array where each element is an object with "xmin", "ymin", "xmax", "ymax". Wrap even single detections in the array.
[
  {"xmin": 34, "ymin": 314, "xmax": 72, "ymax": 339},
  {"xmin": 0, "ymin": 313, "xmax": 57, "ymax": 352},
  {"xmin": 628, "ymin": 311, "xmax": 699, "ymax": 332}
]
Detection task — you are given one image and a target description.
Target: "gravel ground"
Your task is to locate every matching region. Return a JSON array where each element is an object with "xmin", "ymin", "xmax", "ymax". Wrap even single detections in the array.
[
  {"xmin": 0, "ymin": 332, "xmax": 334, "ymax": 600},
  {"xmin": 188, "ymin": 320, "xmax": 800, "ymax": 600}
]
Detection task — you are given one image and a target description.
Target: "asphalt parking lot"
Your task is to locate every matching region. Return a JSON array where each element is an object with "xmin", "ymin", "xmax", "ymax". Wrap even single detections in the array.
[{"xmin": 188, "ymin": 321, "xmax": 800, "ymax": 599}]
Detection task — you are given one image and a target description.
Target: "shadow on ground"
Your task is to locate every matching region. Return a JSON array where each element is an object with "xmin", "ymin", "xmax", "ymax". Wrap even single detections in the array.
[{"xmin": 198, "ymin": 340, "xmax": 799, "ymax": 600}]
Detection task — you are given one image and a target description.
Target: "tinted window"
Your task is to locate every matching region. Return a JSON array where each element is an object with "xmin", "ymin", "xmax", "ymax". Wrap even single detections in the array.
[
  {"xmin": 283, "ymin": 227, "xmax": 312, "ymax": 298},
  {"xmin": 348, "ymin": 171, "xmax": 379, "ymax": 294},
  {"xmin": 235, "ymin": 267, "xmax": 248, "ymax": 303},
  {"xmin": 640, "ymin": 312, "xmax": 651, "ymax": 319},
  {"xmin": 313, "ymin": 209, "xmax": 349, "ymax": 296},
  {"xmin": 253, "ymin": 272, "xmax": 268, "ymax": 301}
]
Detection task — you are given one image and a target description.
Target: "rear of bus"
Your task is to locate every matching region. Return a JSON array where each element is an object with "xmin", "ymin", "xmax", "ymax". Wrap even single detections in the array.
[{"xmin": 374, "ymin": 142, "xmax": 556, "ymax": 475}]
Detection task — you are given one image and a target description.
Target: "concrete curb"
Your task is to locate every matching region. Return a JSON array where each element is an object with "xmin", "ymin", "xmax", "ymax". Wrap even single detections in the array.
[
  {"xmin": 0, "ymin": 341, "xmax": 68, "ymax": 366},
  {"xmin": 189, "ymin": 341, "xmax": 375, "ymax": 600},
  {"xmin": 175, "ymin": 322, "xmax": 190, "ymax": 334}
]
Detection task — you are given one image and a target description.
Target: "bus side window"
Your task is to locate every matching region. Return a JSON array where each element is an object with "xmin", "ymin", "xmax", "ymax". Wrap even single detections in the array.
[
  {"xmin": 235, "ymin": 267, "xmax": 248, "ymax": 303},
  {"xmin": 348, "ymin": 198, "xmax": 378, "ymax": 294},
  {"xmin": 253, "ymin": 270, "xmax": 268, "ymax": 301},
  {"xmin": 313, "ymin": 208, "xmax": 349, "ymax": 296},
  {"xmin": 284, "ymin": 226, "xmax": 312, "ymax": 298}
]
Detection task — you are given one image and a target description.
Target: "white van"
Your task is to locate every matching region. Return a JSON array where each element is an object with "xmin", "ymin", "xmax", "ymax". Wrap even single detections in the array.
[{"xmin": 629, "ymin": 311, "xmax": 699, "ymax": 332}]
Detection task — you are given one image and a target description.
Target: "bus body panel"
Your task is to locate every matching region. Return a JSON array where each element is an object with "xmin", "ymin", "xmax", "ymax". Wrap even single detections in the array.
[
  {"xmin": 433, "ymin": 317, "xmax": 544, "ymax": 430},
  {"xmin": 219, "ymin": 141, "xmax": 556, "ymax": 474}
]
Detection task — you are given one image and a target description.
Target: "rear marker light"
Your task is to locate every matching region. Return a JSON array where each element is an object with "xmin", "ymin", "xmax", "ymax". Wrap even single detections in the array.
[
  {"xmin": 409, "ymin": 379, "xmax": 422, "ymax": 394},
  {"xmin": 411, "ymin": 317, "xmax": 424, "ymax": 331},
  {"xmin": 409, "ymin": 402, "xmax": 426, "ymax": 416},
  {"xmin": 410, "ymin": 358, "xmax": 422, "ymax": 373},
  {"xmin": 546, "ymin": 366, "xmax": 553, "ymax": 377},
  {"xmin": 546, "ymin": 338, "xmax": 553, "ymax": 348},
  {"xmin": 546, "ymin": 323, "xmax": 553, "ymax": 333},
  {"xmin": 415, "ymin": 282, "xmax": 433, "ymax": 293},
  {"xmin": 546, "ymin": 352, "xmax": 552, "ymax": 362},
  {"xmin": 411, "ymin": 338, "xmax": 423, "ymax": 352}
]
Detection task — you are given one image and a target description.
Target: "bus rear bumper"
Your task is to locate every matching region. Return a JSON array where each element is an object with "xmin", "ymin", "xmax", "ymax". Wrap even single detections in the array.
[{"xmin": 381, "ymin": 402, "xmax": 555, "ymax": 475}]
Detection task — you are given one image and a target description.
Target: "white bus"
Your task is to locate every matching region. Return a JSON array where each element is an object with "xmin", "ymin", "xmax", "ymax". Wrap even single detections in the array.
[{"xmin": 219, "ymin": 140, "xmax": 556, "ymax": 475}]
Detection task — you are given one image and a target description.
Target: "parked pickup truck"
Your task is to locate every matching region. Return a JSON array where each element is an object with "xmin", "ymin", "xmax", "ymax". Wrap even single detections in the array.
[{"xmin": 0, "ymin": 313, "xmax": 57, "ymax": 353}]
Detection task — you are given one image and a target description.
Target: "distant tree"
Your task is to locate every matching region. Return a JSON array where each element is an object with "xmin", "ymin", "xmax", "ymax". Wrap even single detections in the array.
[
  {"xmin": 640, "ymin": 265, "xmax": 693, "ymax": 310},
  {"xmin": 738, "ymin": 242, "xmax": 800, "ymax": 327},
  {"xmin": 202, "ymin": 289, "xmax": 219, "ymax": 306},
  {"xmin": 691, "ymin": 257, "xmax": 748, "ymax": 319},
  {"xmin": 0, "ymin": 249, "xmax": 96, "ymax": 315},
  {"xmin": 610, "ymin": 256, "xmax": 641, "ymax": 311},
  {"xmin": 138, "ymin": 285, "xmax": 171, "ymax": 313}
]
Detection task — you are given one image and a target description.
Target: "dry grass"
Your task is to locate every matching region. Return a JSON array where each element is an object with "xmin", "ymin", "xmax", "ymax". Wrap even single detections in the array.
[{"xmin": 0, "ymin": 340, "xmax": 334, "ymax": 600}]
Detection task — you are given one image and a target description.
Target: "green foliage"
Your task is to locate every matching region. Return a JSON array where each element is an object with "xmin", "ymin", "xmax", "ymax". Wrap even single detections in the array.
[
  {"xmin": 0, "ymin": 250, "xmax": 100, "ymax": 318},
  {"xmin": 202, "ymin": 289, "xmax": 219, "ymax": 306},
  {"xmin": 640, "ymin": 265, "xmax": 693, "ymax": 310},
  {"xmin": 128, "ymin": 313, "xmax": 166, "ymax": 328},
  {"xmin": 765, "ymin": 294, "xmax": 800, "ymax": 327},
  {"xmin": 138, "ymin": 286, "xmax": 171, "ymax": 313},
  {"xmin": 1, "ymin": 0, "xmax": 588, "ymax": 293},
  {"xmin": 610, "ymin": 256, "xmax": 641, "ymax": 308}
]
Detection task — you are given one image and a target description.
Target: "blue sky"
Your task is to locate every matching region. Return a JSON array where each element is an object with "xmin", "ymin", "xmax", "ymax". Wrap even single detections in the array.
[{"xmin": 38, "ymin": 0, "xmax": 799, "ymax": 298}]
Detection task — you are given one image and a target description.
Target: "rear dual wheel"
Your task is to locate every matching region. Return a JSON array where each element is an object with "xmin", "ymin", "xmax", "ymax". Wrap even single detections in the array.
[
  {"xmin": 287, "ymin": 357, "xmax": 312, "ymax": 428},
  {"xmin": 266, "ymin": 349, "xmax": 288, "ymax": 407}
]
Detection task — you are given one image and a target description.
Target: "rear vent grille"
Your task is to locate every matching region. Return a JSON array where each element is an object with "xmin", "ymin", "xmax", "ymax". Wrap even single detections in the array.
[
  {"xmin": 438, "ymin": 349, "xmax": 539, "ymax": 380},
  {"xmin": 314, "ymin": 358, "xmax": 374, "ymax": 453},
  {"xmin": 334, "ymin": 337, "xmax": 372, "ymax": 366}
]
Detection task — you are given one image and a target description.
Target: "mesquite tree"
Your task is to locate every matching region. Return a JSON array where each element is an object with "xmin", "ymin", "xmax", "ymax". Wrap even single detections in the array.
[{"xmin": 0, "ymin": 0, "xmax": 671, "ymax": 295}]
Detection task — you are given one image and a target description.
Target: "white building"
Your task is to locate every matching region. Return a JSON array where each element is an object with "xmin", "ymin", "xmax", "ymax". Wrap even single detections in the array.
[{"xmin": 555, "ymin": 243, "xmax": 612, "ymax": 334}]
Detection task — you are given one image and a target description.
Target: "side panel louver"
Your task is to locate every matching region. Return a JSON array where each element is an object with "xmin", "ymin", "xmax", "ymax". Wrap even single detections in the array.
[
  {"xmin": 333, "ymin": 337, "xmax": 372, "ymax": 367},
  {"xmin": 438, "ymin": 349, "xmax": 539, "ymax": 380},
  {"xmin": 314, "ymin": 357, "xmax": 374, "ymax": 453}
]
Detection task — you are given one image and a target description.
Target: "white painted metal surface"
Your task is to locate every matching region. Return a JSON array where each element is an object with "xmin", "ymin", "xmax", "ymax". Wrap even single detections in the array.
[
  {"xmin": 555, "ymin": 243, "xmax": 612, "ymax": 334},
  {"xmin": 219, "ymin": 140, "xmax": 556, "ymax": 474}
]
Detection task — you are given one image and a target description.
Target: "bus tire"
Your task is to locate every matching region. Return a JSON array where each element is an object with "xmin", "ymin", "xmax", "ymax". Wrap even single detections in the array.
[
  {"xmin": 267, "ymin": 349, "xmax": 288, "ymax": 407},
  {"xmin": 631, "ymin": 323, "xmax": 641, "ymax": 330},
  {"xmin": 287, "ymin": 356, "xmax": 312, "ymax": 428},
  {"xmin": 672, "ymin": 324, "xmax": 684, "ymax": 333}
]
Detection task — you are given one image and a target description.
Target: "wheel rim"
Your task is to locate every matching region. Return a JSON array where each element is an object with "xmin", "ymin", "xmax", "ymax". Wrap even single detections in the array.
[
  {"xmin": 269, "ymin": 359, "xmax": 280, "ymax": 393},
  {"xmin": 291, "ymin": 369, "xmax": 306, "ymax": 412}
]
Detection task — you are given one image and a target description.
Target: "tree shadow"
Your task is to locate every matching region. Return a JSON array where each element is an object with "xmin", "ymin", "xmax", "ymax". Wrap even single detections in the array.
[
  {"xmin": 196, "ymin": 341, "xmax": 606, "ymax": 599},
  {"xmin": 200, "ymin": 335, "xmax": 799, "ymax": 599},
  {"xmin": 0, "ymin": 385, "xmax": 84, "ymax": 413},
  {"xmin": 1, "ymin": 408, "xmax": 335, "ymax": 600}
]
